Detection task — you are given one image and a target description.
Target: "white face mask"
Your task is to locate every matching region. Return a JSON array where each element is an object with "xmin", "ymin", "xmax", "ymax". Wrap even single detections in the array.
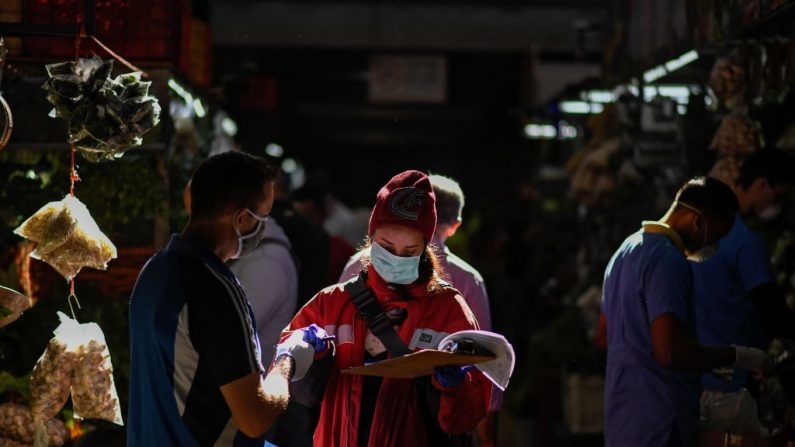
[
  {"xmin": 678, "ymin": 201, "xmax": 720, "ymax": 262},
  {"xmin": 370, "ymin": 241, "xmax": 421, "ymax": 285},
  {"xmin": 231, "ymin": 209, "xmax": 268, "ymax": 259},
  {"xmin": 758, "ymin": 204, "xmax": 782, "ymax": 221}
]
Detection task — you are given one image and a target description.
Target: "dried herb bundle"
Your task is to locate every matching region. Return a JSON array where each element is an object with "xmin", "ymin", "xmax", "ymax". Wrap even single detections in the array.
[{"xmin": 43, "ymin": 56, "xmax": 161, "ymax": 162}]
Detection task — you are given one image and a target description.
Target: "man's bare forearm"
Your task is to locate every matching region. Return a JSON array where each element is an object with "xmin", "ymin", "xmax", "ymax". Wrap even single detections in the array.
[{"xmin": 261, "ymin": 355, "xmax": 295, "ymax": 411}]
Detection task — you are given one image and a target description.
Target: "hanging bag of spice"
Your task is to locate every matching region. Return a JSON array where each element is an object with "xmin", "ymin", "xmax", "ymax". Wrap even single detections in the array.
[
  {"xmin": 29, "ymin": 313, "xmax": 81, "ymax": 447},
  {"xmin": 14, "ymin": 195, "xmax": 117, "ymax": 282}
]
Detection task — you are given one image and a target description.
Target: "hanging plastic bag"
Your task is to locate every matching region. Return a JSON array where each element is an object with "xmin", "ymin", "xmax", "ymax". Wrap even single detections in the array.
[
  {"xmin": 29, "ymin": 313, "xmax": 80, "ymax": 446},
  {"xmin": 70, "ymin": 325, "xmax": 124, "ymax": 425},
  {"xmin": 0, "ymin": 403, "xmax": 69, "ymax": 447},
  {"xmin": 29, "ymin": 312, "xmax": 123, "ymax": 446},
  {"xmin": 14, "ymin": 195, "xmax": 117, "ymax": 282},
  {"xmin": 699, "ymin": 388, "xmax": 763, "ymax": 435}
]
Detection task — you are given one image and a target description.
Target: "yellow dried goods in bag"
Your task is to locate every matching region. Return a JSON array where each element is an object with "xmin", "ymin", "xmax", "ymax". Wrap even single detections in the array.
[
  {"xmin": 14, "ymin": 195, "xmax": 117, "ymax": 282},
  {"xmin": 13, "ymin": 201, "xmax": 74, "ymax": 254},
  {"xmin": 29, "ymin": 338, "xmax": 78, "ymax": 427},
  {"xmin": 71, "ymin": 336, "xmax": 124, "ymax": 425}
]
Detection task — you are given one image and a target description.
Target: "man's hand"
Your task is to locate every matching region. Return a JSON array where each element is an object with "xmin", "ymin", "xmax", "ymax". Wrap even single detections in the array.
[{"xmin": 734, "ymin": 346, "xmax": 775, "ymax": 378}]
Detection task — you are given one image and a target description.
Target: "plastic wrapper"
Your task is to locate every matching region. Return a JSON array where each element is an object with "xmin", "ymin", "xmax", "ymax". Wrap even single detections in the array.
[
  {"xmin": 29, "ymin": 313, "xmax": 123, "ymax": 446},
  {"xmin": 0, "ymin": 403, "xmax": 68, "ymax": 446},
  {"xmin": 0, "ymin": 286, "xmax": 31, "ymax": 328},
  {"xmin": 700, "ymin": 388, "xmax": 762, "ymax": 435},
  {"xmin": 71, "ymin": 337, "xmax": 123, "ymax": 425},
  {"xmin": 29, "ymin": 335, "xmax": 78, "ymax": 428},
  {"xmin": 14, "ymin": 195, "xmax": 117, "ymax": 282},
  {"xmin": 709, "ymin": 110, "xmax": 759, "ymax": 157},
  {"xmin": 42, "ymin": 56, "xmax": 161, "ymax": 162}
]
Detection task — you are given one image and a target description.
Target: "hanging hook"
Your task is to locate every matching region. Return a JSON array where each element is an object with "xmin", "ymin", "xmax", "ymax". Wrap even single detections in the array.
[
  {"xmin": 68, "ymin": 280, "xmax": 81, "ymax": 321},
  {"xmin": 68, "ymin": 293, "xmax": 81, "ymax": 321}
]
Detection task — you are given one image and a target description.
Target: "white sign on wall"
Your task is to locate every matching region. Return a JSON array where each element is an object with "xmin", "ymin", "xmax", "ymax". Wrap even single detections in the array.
[{"xmin": 369, "ymin": 55, "xmax": 448, "ymax": 104}]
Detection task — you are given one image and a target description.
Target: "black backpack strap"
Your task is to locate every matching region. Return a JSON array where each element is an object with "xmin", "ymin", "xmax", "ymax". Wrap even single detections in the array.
[{"xmin": 344, "ymin": 272, "xmax": 411, "ymax": 357}]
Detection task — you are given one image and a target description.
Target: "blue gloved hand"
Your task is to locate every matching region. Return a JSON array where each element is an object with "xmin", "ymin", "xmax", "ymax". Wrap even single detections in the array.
[
  {"xmin": 434, "ymin": 365, "xmax": 474, "ymax": 388},
  {"xmin": 275, "ymin": 324, "xmax": 334, "ymax": 381},
  {"xmin": 302, "ymin": 323, "xmax": 335, "ymax": 353}
]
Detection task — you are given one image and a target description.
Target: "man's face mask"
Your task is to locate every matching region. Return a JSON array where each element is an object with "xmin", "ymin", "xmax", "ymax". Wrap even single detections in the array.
[
  {"xmin": 231, "ymin": 209, "xmax": 268, "ymax": 259},
  {"xmin": 370, "ymin": 241, "xmax": 421, "ymax": 285},
  {"xmin": 678, "ymin": 201, "xmax": 720, "ymax": 262}
]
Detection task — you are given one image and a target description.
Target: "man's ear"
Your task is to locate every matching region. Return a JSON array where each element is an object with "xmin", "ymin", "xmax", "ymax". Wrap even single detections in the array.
[
  {"xmin": 448, "ymin": 220, "xmax": 462, "ymax": 237},
  {"xmin": 691, "ymin": 211, "xmax": 705, "ymax": 234},
  {"xmin": 751, "ymin": 177, "xmax": 769, "ymax": 194},
  {"xmin": 232, "ymin": 208, "xmax": 246, "ymax": 229}
]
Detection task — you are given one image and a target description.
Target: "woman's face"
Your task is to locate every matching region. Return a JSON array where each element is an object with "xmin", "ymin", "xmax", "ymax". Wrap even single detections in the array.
[{"xmin": 373, "ymin": 224, "xmax": 425, "ymax": 257}]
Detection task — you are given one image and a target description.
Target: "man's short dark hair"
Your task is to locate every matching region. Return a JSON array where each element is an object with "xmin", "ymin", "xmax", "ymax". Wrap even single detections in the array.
[
  {"xmin": 190, "ymin": 151, "xmax": 277, "ymax": 220},
  {"xmin": 736, "ymin": 148, "xmax": 795, "ymax": 189},
  {"xmin": 675, "ymin": 177, "xmax": 739, "ymax": 220},
  {"xmin": 429, "ymin": 174, "xmax": 464, "ymax": 227}
]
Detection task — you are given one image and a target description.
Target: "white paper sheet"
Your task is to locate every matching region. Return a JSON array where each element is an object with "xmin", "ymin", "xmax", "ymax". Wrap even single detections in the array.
[{"xmin": 438, "ymin": 330, "xmax": 515, "ymax": 391}]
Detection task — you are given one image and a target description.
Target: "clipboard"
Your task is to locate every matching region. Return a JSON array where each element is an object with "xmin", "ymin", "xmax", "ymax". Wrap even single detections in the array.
[{"xmin": 341, "ymin": 349, "xmax": 496, "ymax": 379}]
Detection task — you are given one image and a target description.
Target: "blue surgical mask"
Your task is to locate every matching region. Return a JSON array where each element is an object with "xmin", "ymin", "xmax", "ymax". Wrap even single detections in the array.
[
  {"xmin": 370, "ymin": 241, "xmax": 421, "ymax": 285},
  {"xmin": 232, "ymin": 209, "xmax": 269, "ymax": 259}
]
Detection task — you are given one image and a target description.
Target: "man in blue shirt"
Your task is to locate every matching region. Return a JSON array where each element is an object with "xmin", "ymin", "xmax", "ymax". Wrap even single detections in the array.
[
  {"xmin": 598, "ymin": 177, "xmax": 772, "ymax": 447},
  {"xmin": 694, "ymin": 149, "xmax": 795, "ymax": 433},
  {"xmin": 129, "ymin": 152, "xmax": 319, "ymax": 446}
]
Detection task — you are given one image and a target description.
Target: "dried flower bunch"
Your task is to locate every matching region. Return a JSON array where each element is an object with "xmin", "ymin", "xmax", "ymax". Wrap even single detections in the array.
[{"xmin": 43, "ymin": 56, "xmax": 161, "ymax": 162}]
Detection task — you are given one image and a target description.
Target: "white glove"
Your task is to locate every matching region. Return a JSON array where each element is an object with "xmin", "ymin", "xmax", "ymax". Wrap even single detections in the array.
[
  {"xmin": 734, "ymin": 346, "xmax": 774, "ymax": 378},
  {"xmin": 275, "ymin": 329, "xmax": 315, "ymax": 381}
]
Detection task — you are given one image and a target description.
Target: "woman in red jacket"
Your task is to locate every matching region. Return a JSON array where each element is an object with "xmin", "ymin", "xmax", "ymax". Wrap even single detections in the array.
[{"xmin": 277, "ymin": 170, "xmax": 491, "ymax": 447}]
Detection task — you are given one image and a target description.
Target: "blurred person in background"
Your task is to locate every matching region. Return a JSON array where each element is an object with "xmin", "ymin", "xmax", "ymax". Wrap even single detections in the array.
[
  {"xmin": 597, "ymin": 177, "xmax": 773, "ymax": 447},
  {"xmin": 694, "ymin": 149, "xmax": 795, "ymax": 434},
  {"xmin": 265, "ymin": 172, "xmax": 330, "ymax": 311},
  {"xmin": 292, "ymin": 185, "xmax": 357, "ymax": 285}
]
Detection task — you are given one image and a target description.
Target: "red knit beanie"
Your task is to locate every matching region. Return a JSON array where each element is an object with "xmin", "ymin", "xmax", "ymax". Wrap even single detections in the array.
[{"xmin": 368, "ymin": 170, "xmax": 437, "ymax": 242}]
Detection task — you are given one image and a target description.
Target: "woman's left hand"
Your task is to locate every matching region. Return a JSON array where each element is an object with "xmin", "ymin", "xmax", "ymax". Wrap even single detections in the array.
[{"xmin": 433, "ymin": 365, "xmax": 474, "ymax": 388}]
